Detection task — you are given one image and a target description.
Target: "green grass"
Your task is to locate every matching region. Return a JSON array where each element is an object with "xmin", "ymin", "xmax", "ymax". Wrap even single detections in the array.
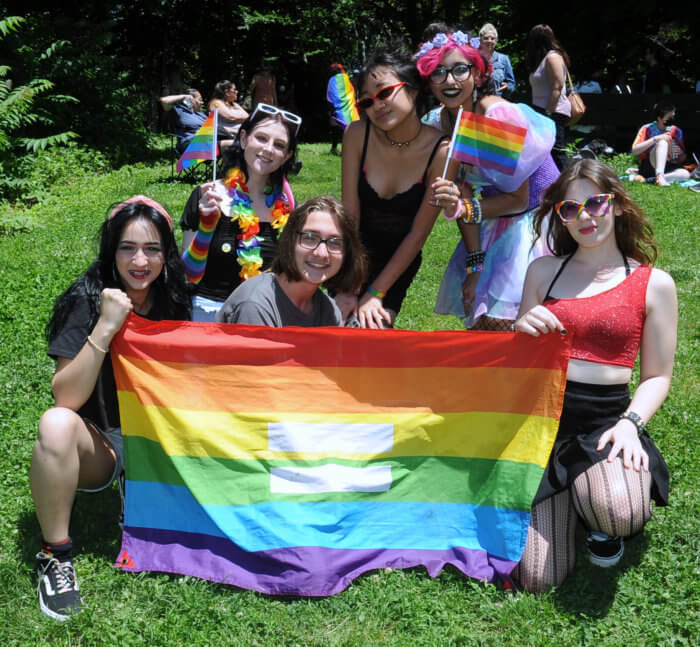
[{"xmin": 0, "ymin": 143, "xmax": 698, "ymax": 645}]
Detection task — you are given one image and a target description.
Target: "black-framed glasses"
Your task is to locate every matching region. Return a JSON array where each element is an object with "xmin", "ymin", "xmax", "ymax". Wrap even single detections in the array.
[
  {"xmin": 297, "ymin": 231, "xmax": 345, "ymax": 254},
  {"xmin": 250, "ymin": 103, "xmax": 302, "ymax": 135},
  {"xmin": 356, "ymin": 82, "xmax": 406, "ymax": 110},
  {"xmin": 554, "ymin": 193, "xmax": 615, "ymax": 223},
  {"xmin": 429, "ymin": 63, "xmax": 473, "ymax": 84}
]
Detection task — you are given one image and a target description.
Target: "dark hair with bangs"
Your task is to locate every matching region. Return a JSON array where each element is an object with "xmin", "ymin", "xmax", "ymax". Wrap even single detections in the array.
[
  {"xmin": 271, "ymin": 195, "xmax": 367, "ymax": 293},
  {"xmin": 46, "ymin": 201, "xmax": 192, "ymax": 343},
  {"xmin": 356, "ymin": 44, "xmax": 428, "ymax": 116},
  {"xmin": 533, "ymin": 159, "xmax": 659, "ymax": 265},
  {"xmin": 220, "ymin": 108, "xmax": 300, "ymax": 186}
]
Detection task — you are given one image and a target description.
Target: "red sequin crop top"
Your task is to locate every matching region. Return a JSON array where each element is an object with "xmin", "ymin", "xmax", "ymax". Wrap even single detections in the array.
[{"xmin": 544, "ymin": 263, "xmax": 651, "ymax": 368}]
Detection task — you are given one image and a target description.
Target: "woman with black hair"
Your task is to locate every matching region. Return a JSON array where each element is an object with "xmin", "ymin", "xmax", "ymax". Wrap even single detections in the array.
[
  {"xmin": 338, "ymin": 45, "xmax": 459, "ymax": 328},
  {"xmin": 181, "ymin": 103, "xmax": 302, "ymax": 321},
  {"xmin": 209, "ymin": 79, "xmax": 249, "ymax": 137},
  {"xmin": 32, "ymin": 196, "xmax": 191, "ymax": 621}
]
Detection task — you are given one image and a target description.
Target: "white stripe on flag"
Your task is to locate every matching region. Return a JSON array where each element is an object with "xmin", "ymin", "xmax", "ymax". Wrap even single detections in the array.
[
  {"xmin": 270, "ymin": 464, "xmax": 392, "ymax": 494},
  {"xmin": 268, "ymin": 422, "xmax": 394, "ymax": 454}
]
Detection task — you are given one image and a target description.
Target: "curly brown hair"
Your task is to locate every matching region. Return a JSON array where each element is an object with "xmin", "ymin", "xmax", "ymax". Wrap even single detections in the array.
[
  {"xmin": 272, "ymin": 196, "xmax": 367, "ymax": 293},
  {"xmin": 533, "ymin": 159, "xmax": 659, "ymax": 265}
]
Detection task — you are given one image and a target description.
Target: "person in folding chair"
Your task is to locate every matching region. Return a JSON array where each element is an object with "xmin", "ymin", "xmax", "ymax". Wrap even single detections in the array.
[
  {"xmin": 31, "ymin": 197, "xmax": 191, "ymax": 620},
  {"xmin": 180, "ymin": 103, "xmax": 301, "ymax": 321},
  {"xmin": 159, "ymin": 88, "xmax": 207, "ymax": 154}
]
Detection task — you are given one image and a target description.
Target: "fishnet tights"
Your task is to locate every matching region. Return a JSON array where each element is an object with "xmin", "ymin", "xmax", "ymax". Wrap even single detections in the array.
[
  {"xmin": 471, "ymin": 316, "xmax": 514, "ymax": 331},
  {"xmin": 514, "ymin": 458, "xmax": 653, "ymax": 592}
]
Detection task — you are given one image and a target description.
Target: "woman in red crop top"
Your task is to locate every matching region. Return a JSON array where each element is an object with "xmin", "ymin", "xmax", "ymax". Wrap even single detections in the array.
[{"xmin": 513, "ymin": 159, "xmax": 677, "ymax": 592}]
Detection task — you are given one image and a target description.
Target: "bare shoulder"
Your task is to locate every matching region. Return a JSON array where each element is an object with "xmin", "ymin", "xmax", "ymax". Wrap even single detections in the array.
[
  {"xmin": 529, "ymin": 255, "xmax": 563, "ymax": 279},
  {"xmin": 648, "ymin": 267, "xmax": 677, "ymax": 297}
]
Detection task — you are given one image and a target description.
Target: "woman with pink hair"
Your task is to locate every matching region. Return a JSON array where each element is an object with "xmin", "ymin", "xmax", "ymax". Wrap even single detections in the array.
[{"xmin": 417, "ymin": 26, "xmax": 559, "ymax": 330}]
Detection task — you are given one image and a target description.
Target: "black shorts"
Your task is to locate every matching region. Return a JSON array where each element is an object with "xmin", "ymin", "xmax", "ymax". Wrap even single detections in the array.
[
  {"xmin": 639, "ymin": 155, "xmax": 685, "ymax": 179},
  {"xmin": 76, "ymin": 421, "xmax": 124, "ymax": 494}
]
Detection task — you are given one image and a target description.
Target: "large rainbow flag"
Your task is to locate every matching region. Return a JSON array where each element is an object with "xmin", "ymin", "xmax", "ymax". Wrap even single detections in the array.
[
  {"xmin": 112, "ymin": 316, "xmax": 569, "ymax": 595},
  {"xmin": 176, "ymin": 109, "xmax": 218, "ymax": 173},
  {"xmin": 326, "ymin": 72, "xmax": 360, "ymax": 130},
  {"xmin": 450, "ymin": 108, "xmax": 527, "ymax": 176}
]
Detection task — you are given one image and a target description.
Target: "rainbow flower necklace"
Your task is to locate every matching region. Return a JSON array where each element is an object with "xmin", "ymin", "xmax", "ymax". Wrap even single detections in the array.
[{"xmin": 224, "ymin": 167, "xmax": 290, "ymax": 280}]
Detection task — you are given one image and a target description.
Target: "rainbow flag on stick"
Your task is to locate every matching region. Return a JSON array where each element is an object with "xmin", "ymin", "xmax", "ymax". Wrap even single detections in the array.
[
  {"xmin": 112, "ymin": 316, "xmax": 568, "ymax": 595},
  {"xmin": 445, "ymin": 107, "xmax": 527, "ymax": 176},
  {"xmin": 176, "ymin": 109, "xmax": 218, "ymax": 179}
]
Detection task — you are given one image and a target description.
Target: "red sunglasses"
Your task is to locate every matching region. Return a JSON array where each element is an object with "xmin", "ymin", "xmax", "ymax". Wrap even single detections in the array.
[{"xmin": 356, "ymin": 82, "xmax": 407, "ymax": 110}]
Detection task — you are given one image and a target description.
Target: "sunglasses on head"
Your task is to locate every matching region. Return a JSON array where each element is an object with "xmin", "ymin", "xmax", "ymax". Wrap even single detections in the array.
[
  {"xmin": 554, "ymin": 193, "xmax": 615, "ymax": 223},
  {"xmin": 356, "ymin": 82, "xmax": 406, "ymax": 111},
  {"xmin": 250, "ymin": 103, "xmax": 302, "ymax": 135},
  {"xmin": 429, "ymin": 62, "xmax": 473, "ymax": 84}
]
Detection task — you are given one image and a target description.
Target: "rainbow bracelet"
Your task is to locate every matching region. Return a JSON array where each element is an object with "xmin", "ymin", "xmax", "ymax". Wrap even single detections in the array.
[
  {"xmin": 87, "ymin": 335, "xmax": 108, "ymax": 354},
  {"xmin": 465, "ymin": 263, "xmax": 483, "ymax": 275},
  {"xmin": 367, "ymin": 286, "xmax": 386, "ymax": 299}
]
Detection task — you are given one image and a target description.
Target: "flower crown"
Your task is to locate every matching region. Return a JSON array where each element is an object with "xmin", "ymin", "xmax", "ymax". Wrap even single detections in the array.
[{"xmin": 415, "ymin": 31, "xmax": 471, "ymax": 59}]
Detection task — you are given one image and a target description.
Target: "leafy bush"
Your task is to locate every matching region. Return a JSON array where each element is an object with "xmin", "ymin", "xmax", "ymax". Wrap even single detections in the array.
[{"xmin": 0, "ymin": 15, "xmax": 79, "ymax": 202}]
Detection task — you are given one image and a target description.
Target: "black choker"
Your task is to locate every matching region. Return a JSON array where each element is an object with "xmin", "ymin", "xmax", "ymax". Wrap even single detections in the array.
[{"xmin": 385, "ymin": 124, "xmax": 422, "ymax": 148}]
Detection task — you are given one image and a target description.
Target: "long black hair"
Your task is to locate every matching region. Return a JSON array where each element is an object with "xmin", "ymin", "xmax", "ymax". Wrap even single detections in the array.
[
  {"xmin": 220, "ymin": 107, "xmax": 300, "ymax": 187},
  {"xmin": 46, "ymin": 201, "xmax": 191, "ymax": 344}
]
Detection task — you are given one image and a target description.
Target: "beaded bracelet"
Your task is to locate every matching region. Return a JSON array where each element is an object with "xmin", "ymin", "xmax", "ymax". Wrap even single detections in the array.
[
  {"xmin": 465, "ymin": 263, "xmax": 483, "ymax": 275},
  {"xmin": 459, "ymin": 197, "xmax": 483, "ymax": 225},
  {"xmin": 87, "ymin": 335, "xmax": 108, "ymax": 354},
  {"xmin": 366, "ymin": 286, "xmax": 386, "ymax": 299},
  {"xmin": 465, "ymin": 250, "xmax": 485, "ymax": 266}
]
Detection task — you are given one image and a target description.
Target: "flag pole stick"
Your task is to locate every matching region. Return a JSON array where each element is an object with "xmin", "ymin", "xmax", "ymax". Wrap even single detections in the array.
[
  {"xmin": 441, "ymin": 106, "xmax": 463, "ymax": 178},
  {"xmin": 212, "ymin": 109, "xmax": 218, "ymax": 183}
]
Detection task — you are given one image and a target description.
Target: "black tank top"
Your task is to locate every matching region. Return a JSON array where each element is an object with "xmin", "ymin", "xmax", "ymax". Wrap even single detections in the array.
[{"xmin": 357, "ymin": 121, "xmax": 447, "ymax": 311}]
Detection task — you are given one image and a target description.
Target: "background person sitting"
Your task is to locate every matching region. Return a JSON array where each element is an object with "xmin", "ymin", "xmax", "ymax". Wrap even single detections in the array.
[
  {"xmin": 159, "ymin": 88, "xmax": 207, "ymax": 153},
  {"xmin": 209, "ymin": 80, "xmax": 249, "ymax": 138},
  {"xmin": 631, "ymin": 101, "xmax": 690, "ymax": 186}
]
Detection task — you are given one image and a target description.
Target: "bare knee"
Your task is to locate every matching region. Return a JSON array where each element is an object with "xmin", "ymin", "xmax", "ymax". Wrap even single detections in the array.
[{"xmin": 36, "ymin": 407, "xmax": 82, "ymax": 457}]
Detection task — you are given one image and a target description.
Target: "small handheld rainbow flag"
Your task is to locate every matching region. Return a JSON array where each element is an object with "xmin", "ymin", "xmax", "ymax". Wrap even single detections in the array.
[
  {"xmin": 176, "ymin": 109, "xmax": 219, "ymax": 178},
  {"xmin": 446, "ymin": 107, "xmax": 527, "ymax": 176}
]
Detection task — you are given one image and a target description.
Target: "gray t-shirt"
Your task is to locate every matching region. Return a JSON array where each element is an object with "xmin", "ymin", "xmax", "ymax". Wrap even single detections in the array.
[{"xmin": 217, "ymin": 273, "xmax": 342, "ymax": 327}]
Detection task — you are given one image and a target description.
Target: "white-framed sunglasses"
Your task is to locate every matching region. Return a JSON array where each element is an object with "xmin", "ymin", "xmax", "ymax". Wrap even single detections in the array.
[{"xmin": 250, "ymin": 103, "xmax": 302, "ymax": 135}]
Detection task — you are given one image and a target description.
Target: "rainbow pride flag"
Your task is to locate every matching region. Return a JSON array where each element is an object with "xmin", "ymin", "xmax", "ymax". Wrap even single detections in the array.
[
  {"xmin": 112, "ymin": 316, "xmax": 568, "ymax": 595},
  {"xmin": 450, "ymin": 108, "xmax": 527, "ymax": 176},
  {"xmin": 176, "ymin": 109, "xmax": 218, "ymax": 173},
  {"xmin": 326, "ymin": 72, "xmax": 359, "ymax": 130}
]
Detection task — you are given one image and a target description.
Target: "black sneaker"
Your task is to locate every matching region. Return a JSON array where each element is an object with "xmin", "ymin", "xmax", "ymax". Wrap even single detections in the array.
[
  {"xmin": 36, "ymin": 551, "xmax": 81, "ymax": 621},
  {"xmin": 586, "ymin": 532, "xmax": 624, "ymax": 568}
]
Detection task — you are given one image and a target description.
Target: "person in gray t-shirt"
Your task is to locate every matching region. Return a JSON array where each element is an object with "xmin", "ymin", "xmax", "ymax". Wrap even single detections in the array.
[{"xmin": 218, "ymin": 196, "xmax": 367, "ymax": 326}]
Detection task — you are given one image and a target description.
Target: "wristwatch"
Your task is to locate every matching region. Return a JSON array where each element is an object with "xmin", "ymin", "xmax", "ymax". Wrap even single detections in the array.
[{"xmin": 619, "ymin": 410, "xmax": 646, "ymax": 436}]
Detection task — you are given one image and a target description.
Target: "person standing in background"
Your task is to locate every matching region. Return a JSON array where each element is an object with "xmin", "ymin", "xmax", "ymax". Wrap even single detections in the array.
[{"xmin": 326, "ymin": 63, "xmax": 360, "ymax": 155}]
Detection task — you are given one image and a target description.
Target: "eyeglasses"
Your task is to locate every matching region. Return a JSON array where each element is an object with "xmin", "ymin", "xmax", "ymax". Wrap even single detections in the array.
[
  {"xmin": 429, "ymin": 63, "xmax": 473, "ymax": 84},
  {"xmin": 356, "ymin": 82, "xmax": 406, "ymax": 110},
  {"xmin": 250, "ymin": 103, "xmax": 302, "ymax": 135},
  {"xmin": 554, "ymin": 193, "xmax": 615, "ymax": 223},
  {"xmin": 297, "ymin": 231, "xmax": 345, "ymax": 254}
]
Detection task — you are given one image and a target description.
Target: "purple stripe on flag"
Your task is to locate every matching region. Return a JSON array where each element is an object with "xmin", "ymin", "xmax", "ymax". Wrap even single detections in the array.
[{"xmin": 116, "ymin": 526, "xmax": 517, "ymax": 596}]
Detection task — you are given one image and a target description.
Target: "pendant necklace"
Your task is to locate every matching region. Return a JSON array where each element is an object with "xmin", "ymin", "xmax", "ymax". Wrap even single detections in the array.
[{"xmin": 385, "ymin": 123, "xmax": 422, "ymax": 148}]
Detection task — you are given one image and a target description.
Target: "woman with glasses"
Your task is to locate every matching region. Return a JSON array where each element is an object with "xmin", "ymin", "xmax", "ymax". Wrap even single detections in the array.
[
  {"xmin": 209, "ymin": 79, "xmax": 249, "ymax": 137},
  {"xmin": 417, "ymin": 26, "xmax": 559, "ymax": 331},
  {"xmin": 476, "ymin": 23, "xmax": 515, "ymax": 96},
  {"xmin": 181, "ymin": 103, "xmax": 301, "ymax": 321},
  {"xmin": 513, "ymin": 159, "xmax": 676, "ymax": 591},
  {"xmin": 338, "ymin": 46, "xmax": 460, "ymax": 329},
  {"xmin": 32, "ymin": 197, "xmax": 191, "ymax": 620},
  {"xmin": 217, "ymin": 196, "xmax": 367, "ymax": 326}
]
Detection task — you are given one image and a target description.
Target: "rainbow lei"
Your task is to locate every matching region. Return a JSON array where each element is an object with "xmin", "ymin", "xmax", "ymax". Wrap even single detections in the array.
[{"xmin": 224, "ymin": 167, "xmax": 290, "ymax": 280}]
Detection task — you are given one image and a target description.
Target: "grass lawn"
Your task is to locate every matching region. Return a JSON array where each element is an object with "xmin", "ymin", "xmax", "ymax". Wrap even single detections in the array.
[{"xmin": 0, "ymin": 143, "xmax": 698, "ymax": 646}]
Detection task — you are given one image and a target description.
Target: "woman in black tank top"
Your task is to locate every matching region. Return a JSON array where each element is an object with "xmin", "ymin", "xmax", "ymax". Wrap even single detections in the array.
[{"xmin": 338, "ymin": 46, "xmax": 461, "ymax": 328}]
